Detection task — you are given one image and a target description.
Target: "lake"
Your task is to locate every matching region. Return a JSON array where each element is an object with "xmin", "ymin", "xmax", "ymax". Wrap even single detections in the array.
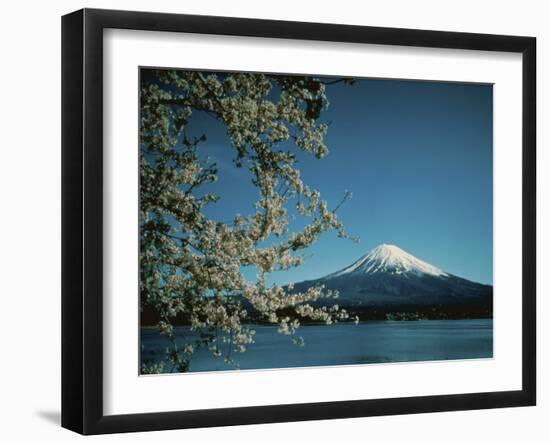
[{"xmin": 141, "ymin": 319, "xmax": 493, "ymax": 373}]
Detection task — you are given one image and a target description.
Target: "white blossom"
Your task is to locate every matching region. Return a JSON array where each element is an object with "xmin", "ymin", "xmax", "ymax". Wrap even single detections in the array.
[{"xmin": 140, "ymin": 70, "xmax": 357, "ymax": 373}]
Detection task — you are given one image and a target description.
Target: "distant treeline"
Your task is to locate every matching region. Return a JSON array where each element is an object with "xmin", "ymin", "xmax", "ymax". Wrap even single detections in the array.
[
  {"xmin": 350, "ymin": 303, "xmax": 492, "ymax": 321},
  {"xmin": 141, "ymin": 300, "xmax": 492, "ymax": 327}
]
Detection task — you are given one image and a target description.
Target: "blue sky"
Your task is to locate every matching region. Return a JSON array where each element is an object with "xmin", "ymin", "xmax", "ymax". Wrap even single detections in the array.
[{"xmin": 179, "ymin": 76, "xmax": 493, "ymax": 286}]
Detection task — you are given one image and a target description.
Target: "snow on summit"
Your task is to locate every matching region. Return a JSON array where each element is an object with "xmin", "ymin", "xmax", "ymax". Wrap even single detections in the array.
[
  {"xmin": 292, "ymin": 243, "xmax": 491, "ymax": 310},
  {"xmin": 327, "ymin": 244, "xmax": 448, "ymax": 278}
]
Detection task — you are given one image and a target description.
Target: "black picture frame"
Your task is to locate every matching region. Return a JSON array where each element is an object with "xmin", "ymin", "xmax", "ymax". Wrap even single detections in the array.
[{"xmin": 62, "ymin": 8, "xmax": 536, "ymax": 435}]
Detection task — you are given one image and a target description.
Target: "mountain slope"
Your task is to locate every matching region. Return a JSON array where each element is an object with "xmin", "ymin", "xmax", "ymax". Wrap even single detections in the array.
[
  {"xmin": 292, "ymin": 244, "xmax": 492, "ymax": 317},
  {"xmin": 326, "ymin": 244, "xmax": 448, "ymax": 278}
]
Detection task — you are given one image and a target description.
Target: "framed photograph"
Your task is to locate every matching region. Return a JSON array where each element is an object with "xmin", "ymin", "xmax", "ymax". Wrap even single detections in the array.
[{"xmin": 62, "ymin": 8, "xmax": 536, "ymax": 435}]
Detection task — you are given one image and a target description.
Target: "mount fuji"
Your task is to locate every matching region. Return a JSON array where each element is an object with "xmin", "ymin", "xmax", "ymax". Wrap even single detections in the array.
[{"xmin": 292, "ymin": 244, "xmax": 493, "ymax": 319}]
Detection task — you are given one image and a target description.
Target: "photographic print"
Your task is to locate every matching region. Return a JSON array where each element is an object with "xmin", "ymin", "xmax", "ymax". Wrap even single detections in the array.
[{"xmin": 139, "ymin": 68, "xmax": 493, "ymax": 375}]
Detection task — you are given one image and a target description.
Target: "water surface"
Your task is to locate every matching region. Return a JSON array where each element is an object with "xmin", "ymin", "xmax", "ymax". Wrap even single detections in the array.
[{"xmin": 141, "ymin": 319, "xmax": 493, "ymax": 373}]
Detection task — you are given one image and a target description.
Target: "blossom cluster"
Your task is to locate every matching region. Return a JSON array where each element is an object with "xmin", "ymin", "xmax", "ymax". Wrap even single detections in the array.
[{"xmin": 139, "ymin": 70, "xmax": 356, "ymax": 373}]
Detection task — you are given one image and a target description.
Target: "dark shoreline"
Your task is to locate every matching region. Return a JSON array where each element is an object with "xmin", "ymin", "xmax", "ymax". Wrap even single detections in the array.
[
  {"xmin": 141, "ymin": 316, "xmax": 493, "ymax": 330},
  {"xmin": 141, "ymin": 300, "xmax": 492, "ymax": 327}
]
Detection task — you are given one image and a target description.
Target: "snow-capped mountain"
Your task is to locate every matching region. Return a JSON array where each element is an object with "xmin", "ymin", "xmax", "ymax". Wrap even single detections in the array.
[
  {"xmin": 292, "ymin": 244, "xmax": 493, "ymax": 318},
  {"xmin": 326, "ymin": 244, "xmax": 447, "ymax": 279}
]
